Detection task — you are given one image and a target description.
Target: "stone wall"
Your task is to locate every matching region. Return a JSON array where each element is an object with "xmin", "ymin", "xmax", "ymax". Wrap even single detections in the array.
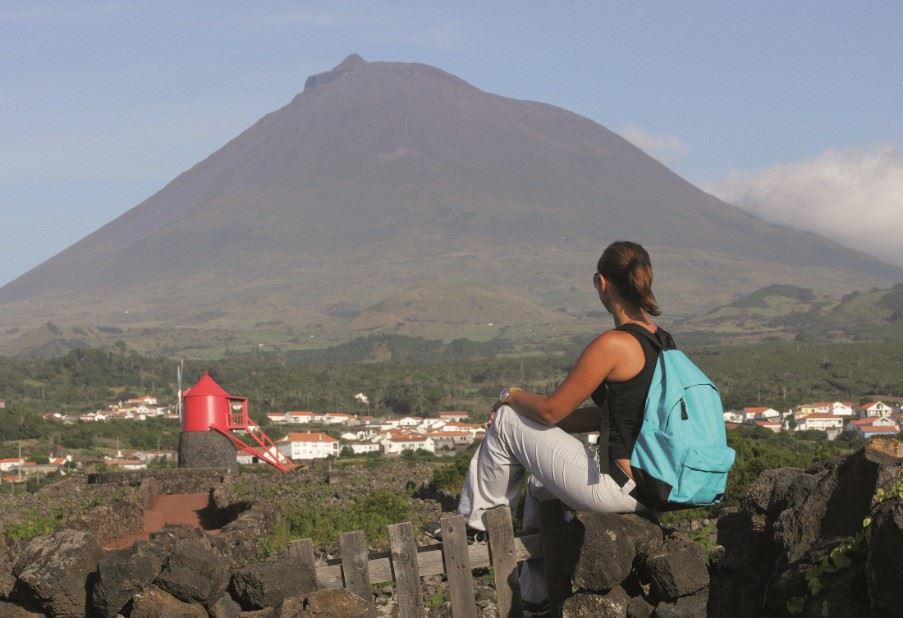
[{"xmin": 1, "ymin": 441, "xmax": 899, "ymax": 617}]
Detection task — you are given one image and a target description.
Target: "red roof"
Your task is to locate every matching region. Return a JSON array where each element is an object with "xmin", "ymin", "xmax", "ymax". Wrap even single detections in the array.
[
  {"xmin": 279, "ymin": 431, "xmax": 338, "ymax": 443},
  {"xmin": 803, "ymin": 413, "xmax": 843, "ymax": 420},
  {"xmin": 743, "ymin": 407, "xmax": 770, "ymax": 413},
  {"xmin": 183, "ymin": 372, "xmax": 230, "ymax": 398},
  {"xmin": 861, "ymin": 426, "xmax": 899, "ymax": 434},
  {"xmin": 387, "ymin": 435, "xmax": 427, "ymax": 442}
]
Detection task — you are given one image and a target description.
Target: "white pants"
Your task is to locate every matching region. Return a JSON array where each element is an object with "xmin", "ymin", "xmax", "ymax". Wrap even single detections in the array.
[{"xmin": 457, "ymin": 405, "xmax": 650, "ymax": 604}]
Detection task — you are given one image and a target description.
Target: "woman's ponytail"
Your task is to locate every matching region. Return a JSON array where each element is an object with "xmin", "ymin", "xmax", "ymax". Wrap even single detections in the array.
[{"xmin": 597, "ymin": 241, "xmax": 661, "ymax": 316}]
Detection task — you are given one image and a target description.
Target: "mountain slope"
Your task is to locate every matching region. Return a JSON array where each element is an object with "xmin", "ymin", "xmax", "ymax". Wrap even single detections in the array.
[{"xmin": 0, "ymin": 54, "xmax": 899, "ymax": 349}]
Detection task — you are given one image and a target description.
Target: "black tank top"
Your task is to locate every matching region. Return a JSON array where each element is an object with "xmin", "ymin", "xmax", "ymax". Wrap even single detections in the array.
[{"xmin": 589, "ymin": 324, "xmax": 675, "ymax": 461}]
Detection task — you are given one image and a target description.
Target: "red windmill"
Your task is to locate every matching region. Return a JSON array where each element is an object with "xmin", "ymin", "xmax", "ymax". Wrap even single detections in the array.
[{"xmin": 181, "ymin": 372, "xmax": 294, "ymax": 472}]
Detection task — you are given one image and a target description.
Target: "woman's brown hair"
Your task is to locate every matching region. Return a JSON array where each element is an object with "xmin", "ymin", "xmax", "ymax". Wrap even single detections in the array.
[{"xmin": 597, "ymin": 241, "xmax": 661, "ymax": 316}]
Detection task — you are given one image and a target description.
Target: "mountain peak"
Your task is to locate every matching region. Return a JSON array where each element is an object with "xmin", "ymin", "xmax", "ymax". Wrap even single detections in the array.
[
  {"xmin": 303, "ymin": 53, "xmax": 367, "ymax": 92},
  {"xmin": 336, "ymin": 53, "xmax": 367, "ymax": 70}
]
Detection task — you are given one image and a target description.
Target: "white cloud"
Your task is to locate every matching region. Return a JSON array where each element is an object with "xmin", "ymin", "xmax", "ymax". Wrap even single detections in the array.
[
  {"xmin": 702, "ymin": 146, "xmax": 903, "ymax": 268},
  {"xmin": 619, "ymin": 123, "xmax": 688, "ymax": 165}
]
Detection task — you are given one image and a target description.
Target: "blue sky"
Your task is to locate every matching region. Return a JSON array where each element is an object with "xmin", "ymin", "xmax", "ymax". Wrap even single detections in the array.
[{"xmin": 2, "ymin": 1, "xmax": 902, "ymax": 285}]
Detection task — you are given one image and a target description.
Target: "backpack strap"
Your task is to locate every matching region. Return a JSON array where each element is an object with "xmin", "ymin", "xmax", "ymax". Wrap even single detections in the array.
[
  {"xmin": 605, "ymin": 325, "xmax": 674, "ymax": 466},
  {"xmin": 616, "ymin": 323, "xmax": 676, "ymax": 352}
]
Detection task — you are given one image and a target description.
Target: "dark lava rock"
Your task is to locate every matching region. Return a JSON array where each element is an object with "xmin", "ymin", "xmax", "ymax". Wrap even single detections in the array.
[
  {"xmin": 90, "ymin": 540, "xmax": 168, "ymax": 618},
  {"xmin": 0, "ymin": 601, "xmax": 43, "ymax": 617},
  {"xmin": 654, "ymin": 587, "xmax": 708, "ymax": 618},
  {"xmin": 866, "ymin": 497, "xmax": 903, "ymax": 616},
  {"xmin": 213, "ymin": 503, "xmax": 274, "ymax": 567},
  {"xmin": 561, "ymin": 586, "xmax": 630, "ymax": 617},
  {"xmin": 230, "ymin": 543, "xmax": 318, "ymax": 609},
  {"xmin": 627, "ymin": 595, "xmax": 655, "ymax": 618},
  {"xmin": 130, "ymin": 584, "xmax": 208, "ymax": 618},
  {"xmin": 211, "ymin": 593, "xmax": 244, "ymax": 618},
  {"xmin": 773, "ymin": 449, "xmax": 878, "ymax": 564},
  {"xmin": 179, "ymin": 431, "xmax": 239, "ymax": 472},
  {"xmin": 155, "ymin": 535, "xmax": 230, "ymax": 608},
  {"xmin": 644, "ymin": 538, "xmax": 709, "ymax": 602},
  {"xmin": 12, "ymin": 529, "xmax": 103, "ymax": 618},
  {"xmin": 573, "ymin": 513, "xmax": 640, "ymax": 590},
  {"xmin": 0, "ymin": 538, "xmax": 19, "ymax": 599},
  {"xmin": 277, "ymin": 589, "xmax": 369, "ymax": 617},
  {"xmin": 745, "ymin": 467, "xmax": 804, "ymax": 533}
]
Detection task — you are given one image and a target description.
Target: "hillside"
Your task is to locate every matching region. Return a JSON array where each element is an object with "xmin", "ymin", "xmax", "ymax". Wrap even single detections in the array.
[
  {"xmin": 0, "ymin": 54, "xmax": 899, "ymax": 354},
  {"xmin": 680, "ymin": 283, "xmax": 903, "ymax": 342}
]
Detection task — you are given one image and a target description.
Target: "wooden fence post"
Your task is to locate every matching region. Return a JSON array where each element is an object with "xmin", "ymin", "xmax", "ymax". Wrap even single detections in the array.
[
  {"xmin": 484, "ymin": 506, "xmax": 521, "ymax": 618},
  {"xmin": 340, "ymin": 530, "xmax": 375, "ymax": 618},
  {"xmin": 440, "ymin": 514, "xmax": 478, "ymax": 618},
  {"xmin": 388, "ymin": 521, "xmax": 423, "ymax": 618}
]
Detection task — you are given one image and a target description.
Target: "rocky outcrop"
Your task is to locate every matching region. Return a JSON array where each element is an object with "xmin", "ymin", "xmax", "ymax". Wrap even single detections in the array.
[
  {"xmin": 559, "ymin": 512, "xmax": 709, "ymax": 618},
  {"xmin": 230, "ymin": 543, "xmax": 318, "ymax": 609},
  {"xmin": 711, "ymin": 437, "xmax": 903, "ymax": 617},
  {"xmin": 12, "ymin": 529, "xmax": 103, "ymax": 618},
  {"xmin": 91, "ymin": 540, "xmax": 168, "ymax": 618},
  {"xmin": 865, "ymin": 496, "xmax": 903, "ymax": 616},
  {"xmin": 129, "ymin": 585, "xmax": 208, "ymax": 617},
  {"xmin": 154, "ymin": 534, "xmax": 231, "ymax": 609}
]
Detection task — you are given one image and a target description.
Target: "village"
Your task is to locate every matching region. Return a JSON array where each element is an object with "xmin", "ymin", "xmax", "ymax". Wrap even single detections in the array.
[
  {"xmin": 724, "ymin": 399, "xmax": 903, "ymax": 440},
  {"xmin": 3, "ymin": 393, "xmax": 902, "ymax": 485}
]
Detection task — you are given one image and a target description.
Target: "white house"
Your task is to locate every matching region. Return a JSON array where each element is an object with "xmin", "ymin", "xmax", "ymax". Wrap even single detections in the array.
[
  {"xmin": 0, "ymin": 458, "xmax": 26, "ymax": 472},
  {"xmin": 276, "ymin": 431, "xmax": 340, "ymax": 460},
  {"xmin": 381, "ymin": 434, "xmax": 436, "ymax": 455},
  {"xmin": 829, "ymin": 401, "xmax": 855, "ymax": 416},
  {"xmin": 846, "ymin": 417, "xmax": 898, "ymax": 432},
  {"xmin": 795, "ymin": 414, "xmax": 845, "ymax": 432},
  {"xmin": 438, "ymin": 411, "xmax": 469, "ymax": 422},
  {"xmin": 343, "ymin": 441, "xmax": 381, "ymax": 455},
  {"xmin": 427, "ymin": 430, "xmax": 474, "ymax": 450},
  {"xmin": 794, "ymin": 402, "xmax": 832, "ymax": 418},
  {"xmin": 723, "ymin": 410, "xmax": 745, "ymax": 424},
  {"xmin": 322, "ymin": 412, "xmax": 356, "ymax": 425},
  {"xmin": 441, "ymin": 422, "xmax": 486, "ymax": 439},
  {"xmin": 743, "ymin": 407, "xmax": 780, "ymax": 422},
  {"xmin": 851, "ymin": 424, "xmax": 900, "ymax": 439},
  {"xmin": 397, "ymin": 416, "xmax": 425, "ymax": 427},
  {"xmin": 104, "ymin": 459, "xmax": 147, "ymax": 471},
  {"xmin": 859, "ymin": 402, "xmax": 893, "ymax": 418},
  {"xmin": 754, "ymin": 420, "xmax": 783, "ymax": 433},
  {"xmin": 124, "ymin": 395, "xmax": 158, "ymax": 406},
  {"xmin": 287, "ymin": 411, "xmax": 320, "ymax": 424}
]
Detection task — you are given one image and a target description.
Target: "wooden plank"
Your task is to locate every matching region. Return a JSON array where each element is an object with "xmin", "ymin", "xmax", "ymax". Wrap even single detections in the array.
[
  {"xmin": 315, "ymin": 532, "xmax": 542, "ymax": 589},
  {"xmin": 539, "ymin": 500, "xmax": 571, "ymax": 617},
  {"xmin": 441, "ymin": 515, "xmax": 477, "ymax": 618},
  {"xmin": 285, "ymin": 538, "xmax": 316, "ymax": 566},
  {"xmin": 339, "ymin": 530, "xmax": 375, "ymax": 618},
  {"xmin": 388, "ymin": 522, "xmax": 423, "ymax": 618},
  {"xmin": 484, "ymin": 506, "xmax": 521, "ymax": 618}
]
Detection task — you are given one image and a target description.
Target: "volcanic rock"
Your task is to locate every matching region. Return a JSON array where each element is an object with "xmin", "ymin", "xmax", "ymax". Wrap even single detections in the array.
[
  {"xmin": 90, "ymin": 540, "xmax": 168, "ymax": 618},
  {"xmin": 154, "ymin": 535, "xmax": 230, "ymax": 608},
  {"xmin": 12, "ymin": 529, "xmax": 103, "ymax": 618},
  {"xmin": 643, "ymin": 537, "xmax": 709, "ymax": 601},
  {"xmin": 130, "ymin": 585, "xmax": 207, "ymax": 618}
]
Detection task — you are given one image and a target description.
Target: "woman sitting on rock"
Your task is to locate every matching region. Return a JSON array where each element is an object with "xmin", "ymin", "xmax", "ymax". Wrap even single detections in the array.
[{"xmin": 457, "ymin": 240, "xmax": 671, "ymax": 612}]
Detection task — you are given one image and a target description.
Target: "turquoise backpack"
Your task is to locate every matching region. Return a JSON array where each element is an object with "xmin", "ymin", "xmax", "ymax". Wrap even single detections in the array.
[{"xmin": 613, "ymin": 326, "xmax": 736, "ymax": 511}]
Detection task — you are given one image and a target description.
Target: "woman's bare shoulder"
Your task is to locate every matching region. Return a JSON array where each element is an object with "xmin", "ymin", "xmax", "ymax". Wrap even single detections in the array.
[{"xmin": 584, "ymin": 329, "xmax": 639, "ymax": 355}]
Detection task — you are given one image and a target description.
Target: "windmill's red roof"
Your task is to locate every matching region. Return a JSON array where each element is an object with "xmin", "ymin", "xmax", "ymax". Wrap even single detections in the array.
[{"xmin": 183, "ymin": 372, "xmax": 230, "ymax": 398}]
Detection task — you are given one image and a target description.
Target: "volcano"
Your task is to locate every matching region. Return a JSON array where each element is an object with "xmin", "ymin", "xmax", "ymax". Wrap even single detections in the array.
[{"xmin": 1, "ymin": 54, "xmax": 899, "ymax": 351}]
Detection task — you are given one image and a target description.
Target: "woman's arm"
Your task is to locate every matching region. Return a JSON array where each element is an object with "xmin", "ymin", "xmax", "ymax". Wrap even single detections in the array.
[{"xmin": 506, "ymin": 331, "xmax": 624, "ymax": 424}]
